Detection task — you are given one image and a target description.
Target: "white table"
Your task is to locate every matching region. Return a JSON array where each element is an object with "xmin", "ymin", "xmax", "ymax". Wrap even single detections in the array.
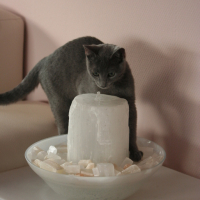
[{"xmin": 0, "ymin": 166, "xmax": 199, "ymax": 200}]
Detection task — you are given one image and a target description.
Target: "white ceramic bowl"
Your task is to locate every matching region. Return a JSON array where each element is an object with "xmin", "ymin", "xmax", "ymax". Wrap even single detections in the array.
[{"xmin": 25, "ymin": 135, "xmax": 166, "ymax": 200}]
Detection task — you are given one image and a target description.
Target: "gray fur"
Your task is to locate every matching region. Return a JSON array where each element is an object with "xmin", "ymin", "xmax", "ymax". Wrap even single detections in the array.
[{"xmin": 0, "ymin": 36, "xmax": 142, "ymax": 161}]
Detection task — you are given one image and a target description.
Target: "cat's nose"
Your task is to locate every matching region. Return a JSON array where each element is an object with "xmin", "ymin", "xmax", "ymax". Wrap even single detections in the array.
[
  {"xmin": 100, "ymin": 83, "xmax": 107, "ymax": 88},
  {"xmin": 99, "ymin": 77, "xmax": 107, "ymax": 89}
]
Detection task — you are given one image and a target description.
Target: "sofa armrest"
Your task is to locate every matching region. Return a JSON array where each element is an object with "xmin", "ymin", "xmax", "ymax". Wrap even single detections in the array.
[
  {"xmin": 0, "ymin": 8, "xmax": 24, "ymax": 93},
  {"xmin": 0, "ymin": 101, "xmax": 58, "ymax": 172}
]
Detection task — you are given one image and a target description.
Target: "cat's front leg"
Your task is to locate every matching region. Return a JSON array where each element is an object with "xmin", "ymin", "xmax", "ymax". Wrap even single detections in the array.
[{"xmin": 128, "ymin": 98, "xmax": 143, "ymax": 162}]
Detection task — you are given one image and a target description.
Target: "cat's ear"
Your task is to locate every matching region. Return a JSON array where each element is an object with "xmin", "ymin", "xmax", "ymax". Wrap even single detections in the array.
[
  {"xmin": 83, "ymin": 45, "xmax": 101, "ymax": 59},
  {"xmin": 110, "ymin": 47, "xmax": 126, "ymax": 64}
]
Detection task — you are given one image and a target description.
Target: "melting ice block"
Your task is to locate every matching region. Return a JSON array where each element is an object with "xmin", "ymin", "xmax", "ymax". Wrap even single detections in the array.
[
  {"xmin": 120, "ymin": 157, "xmax": 133, "ymax": 169},
  {"xmin": 78, "ymin": 160, "xmax": 92, "ymax": 168},
  {"xmin": 80, "ymin": 169, "xmax": 94, "ymax": 177},
  {"xmin": 97, "ymin": 163, "xmax": 115, "ymax": 177},
  {"xmin": 67, "ymin": 93, "xmax": 129, "ymax": 165},
  {"xmin": 64, "ymin": 165, "xmax": 81, "ymax": 174},
  {"xmin": 36, "ymin": 151, "xmax": 47, "ymax": 161},
  {"xmin": 92, "ymin": 168, "xmax": 100, "ymax": 176},
  {"xmin": 121, "ymin": 165, "xmax": 141, "ymax": 175},
  {"xmin": 47, "ymin": 146, "xmax": 57, "ymax": 154},
  {"xmin": 45, "ymin": 152, "xmax": 61, "ymax": 160},
  {"xmin": 28, "ymin": 146, "xmax": 42, "ymax": 160}
]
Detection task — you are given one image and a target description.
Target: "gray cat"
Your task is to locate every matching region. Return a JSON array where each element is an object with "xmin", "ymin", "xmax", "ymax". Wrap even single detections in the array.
[{"xmin": 0, "ymin": 36, "xmax": 143, "ymax": 161}]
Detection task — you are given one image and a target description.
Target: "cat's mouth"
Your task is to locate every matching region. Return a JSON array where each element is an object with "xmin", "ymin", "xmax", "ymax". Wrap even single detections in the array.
[
  {"xmin": 97, "ymin": 84, "xmax": 109, "ymax": 90},
  {"xmin": 99, "ymin": 86, "xmax": 108, "ymax": 89}
]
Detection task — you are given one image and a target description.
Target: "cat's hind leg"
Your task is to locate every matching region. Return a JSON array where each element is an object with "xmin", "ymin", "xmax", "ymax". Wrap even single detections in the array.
[{"xmin": 48, "ymin": 97, "xmax": 71, "ymax": 135}]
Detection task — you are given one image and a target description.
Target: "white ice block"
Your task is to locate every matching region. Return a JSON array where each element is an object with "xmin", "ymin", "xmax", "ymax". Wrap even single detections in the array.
[
  {"xmin": 47, "ymin": 146, "xmax": 57, "ymax": 154},
  {"xmin": 120, "ymin": 157, "xmax": 133, "ymax": 169},
  {"xmin": 36, "ymin": 151, "xmax": 47, "ymax": 161},
  {"xmin": 92, "ymin": 168, "xmax": 100, "ymax": 176},
  {"xmin": 67, "ymin": 93, "xmax": 129, "ymax": 165},
  {"xmin": 64, "ymin": 165, "xmax": 80, "ymax": 174},
  {"xmin": 28, "ymin": 146, "xmax": 42, "ymax": 160},
  {"xmin": 45, "ymin": 152, "xmax": 61, "ymax": 160},
  {"xmin": 121, "ymin": 164, "xmax": 141, "ymax": 175},
  {"xmin": 80, "ymin": 168, "xmax": 94, "ymax": 177},
  {"xmin": 97, "ymin": 163, "xmax": 115, "ymax": 177},
  {"xmin": 78, "ymin": 160, "xmax": 92, "ymax": 168},
  {"xmin": 86, "ymin": 163, "xmax": 95, "ymax": 169},
  {"xmin": 47, "ymin": 158, "xmax": 66, "ymax": 165}
]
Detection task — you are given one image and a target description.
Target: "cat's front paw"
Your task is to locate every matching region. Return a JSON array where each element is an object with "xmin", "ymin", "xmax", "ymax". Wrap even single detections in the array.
[{"xmin": 130, "ymin": 150, "xmax": 143, "ymax": 162}]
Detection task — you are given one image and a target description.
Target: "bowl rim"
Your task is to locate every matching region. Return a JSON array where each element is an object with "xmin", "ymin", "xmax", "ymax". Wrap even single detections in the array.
[{"xmin": 25, "ymin": 135, "xmax": 166, "ymax": 180}]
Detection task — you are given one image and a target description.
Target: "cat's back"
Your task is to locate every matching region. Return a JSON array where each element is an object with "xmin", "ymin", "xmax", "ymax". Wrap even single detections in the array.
[
  {"xmin": 42, "ymin": 36, "xmax": 103, "ymax": 77},
  {"xmin": 53, "ymin": 36, "xmax": 103, "ymax": 62}
]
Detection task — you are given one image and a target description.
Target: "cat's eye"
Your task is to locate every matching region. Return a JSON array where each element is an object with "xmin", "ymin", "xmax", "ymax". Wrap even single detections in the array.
[
  {"xmin": 108, "ymin": 72, "xmax": 115, "ymax": 77},
  {"xmin": 93, "ymin": 72, "xmax": 99, "ymax": 77}
]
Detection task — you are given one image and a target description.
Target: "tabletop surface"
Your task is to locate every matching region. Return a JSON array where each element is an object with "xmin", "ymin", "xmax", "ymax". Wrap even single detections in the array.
[{"xmin": 0, "ymin": 166, "xmax": 200, "ymax": 200}]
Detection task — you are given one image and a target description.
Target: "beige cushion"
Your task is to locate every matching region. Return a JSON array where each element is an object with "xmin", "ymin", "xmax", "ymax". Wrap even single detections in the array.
[
  {"xmin": 0, "ymin": 9, "xmax": 24, "ymax": 93},
  {"xmin": 0, "ymin": 101, "xmax": 58, "ymax": 172}
]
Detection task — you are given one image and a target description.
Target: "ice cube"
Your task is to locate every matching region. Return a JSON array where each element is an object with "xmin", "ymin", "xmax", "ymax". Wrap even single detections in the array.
[
  {"xmin": 97, "ymin": 163, "xmax": 115, "ymax": 177},
  {"xmin": 47, "ymin": 146, "xmax": 57, "ymax": 154},
  {"xmin": 113, "ymin": 164, "xmax": 123, "ymax": 172},
  {"xmin": 28, "ymin": 152, "xmax": 35, "ymax": 161},
  {"xmin": 43, "ymin": 160, "xmax": 62, "ymax": 170},
  {"xmin": 36, "ymin": 151, "xmax": 47, "ymax": 161},
  {"xmin": 64, "ymin": 165, "xmax": 80, "ymax": 174},
  {"xmin": 39, "ymin": 161, "xmax": 56, "ymax": 172},
  {"xmin": 32, "ymin": 159, "xmax": 42, "ymax": 167},
  {"xmin": 121, "ymin": 164, "xmax": 141, "ymax": 175},
  {"xmin": 86, "ymin": 163, "xmax": 95, "ymax": 169},
  {"xmin": 123, "ymin": 164, "xmax": 132, "ymax": 170},
  {"xmin": 60, "ymin": 161, "xmax": 73, "ymax": 169},
  {"xmin": 29, "ymin": 146, "xmax": 43, "ymax": 160},
  {"xmin": 139, "ymin": 147, "xmax": 154, "ymax": 159},
  {"xmin": 120, "ymin": 157, "xmax": 133, "ymax": 169},
  {"xmin": 78, "ymin": 160, "xmax": 92, "ymax": 168},
  {"xmin": 47, "ymin": 158, "xmax": 66, "ymax": 165},
  {"xmin": 92, "ymin": 168, "xmax": 100, "ymax": 176},
  {"xmin": 45, "ymin": 152, "xmax": 61, "ymax": 160},
  {"xmin": 80, "ymin": 169, "xmax": 94, "ymax": 177}
]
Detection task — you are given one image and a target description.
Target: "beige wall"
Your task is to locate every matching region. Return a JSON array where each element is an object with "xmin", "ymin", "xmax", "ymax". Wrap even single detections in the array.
[{"xmin": 0, "ymin": 0, "xmax": 199, "ymax": 178}]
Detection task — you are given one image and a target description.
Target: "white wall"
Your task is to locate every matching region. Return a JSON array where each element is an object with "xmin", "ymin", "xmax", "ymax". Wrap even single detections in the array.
[{"xmin": 0, "ymin": 0, "xmax": 199, "ymax": 178}]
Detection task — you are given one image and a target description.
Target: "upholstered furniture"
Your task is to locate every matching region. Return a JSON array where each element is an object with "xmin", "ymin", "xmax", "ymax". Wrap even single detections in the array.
[{"xmin": 0, "ymin": 9, "xmax": 58, "ymax": 173}]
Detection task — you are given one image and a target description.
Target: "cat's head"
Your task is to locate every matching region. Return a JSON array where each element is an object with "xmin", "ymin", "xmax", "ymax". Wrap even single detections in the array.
[{"xmin": 83, "ymin": 44, "xmax": 126, "ymax": 89}]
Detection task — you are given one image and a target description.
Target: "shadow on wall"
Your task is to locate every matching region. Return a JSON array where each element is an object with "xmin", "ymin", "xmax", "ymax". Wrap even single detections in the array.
[
  {"xmin": 124, "ymin": 39, "xmax": 200, "ymax": 178},
  {"xmin": 23, "ymin": 19, "xmax": 58, "ymax": 75},
  {"xmin": 23, "ymin": 18, "xmax": 58, "ymax": 101}
]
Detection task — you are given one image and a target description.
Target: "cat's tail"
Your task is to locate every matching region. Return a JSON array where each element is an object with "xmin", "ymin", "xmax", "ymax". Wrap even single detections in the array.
[{"xmin": 0, "ymin": 60, "xmax": 42, "ymax": 105}]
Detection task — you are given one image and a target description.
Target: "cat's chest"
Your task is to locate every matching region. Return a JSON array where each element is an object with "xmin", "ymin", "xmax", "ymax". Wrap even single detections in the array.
[
  {"xmin": 78, "ymin": 84, "xmax": 97, "ymax": 94},
  {"xmin": 76, "ymin": 76, "xmax": 98, "ymax": 95},
  {"xmin": 77, "ymin": 83, "xmax": 120, "ymax": 98}
]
